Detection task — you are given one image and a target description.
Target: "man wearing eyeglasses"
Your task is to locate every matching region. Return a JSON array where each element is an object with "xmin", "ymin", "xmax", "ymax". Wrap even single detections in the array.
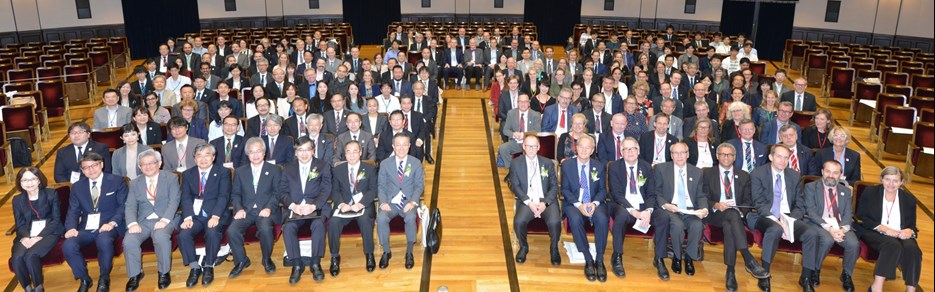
[
  {"xmin": 655, "ymin": 142, "xmax": 708, "ymax": 279},
  {"xmin": 54, "ymin": 122, "xmax": 112, "ymax": 183},
  {"xmin": 227, "ymin": 137, "xmax": 282, "ymax": 278},
  {"xmin": 510, "ymin": 135, "xmax": 561, "ymax": 266},
  {"xmin": 498, "ymin": 94, "xmax": 541, "ymax": 167},
  {"xmin": 780, "ymin": 77, "xmax": 817, "ymax": 111},
  {"xmin": 759, "ymin": 101, "xmax": 801, "ymax": 145}
]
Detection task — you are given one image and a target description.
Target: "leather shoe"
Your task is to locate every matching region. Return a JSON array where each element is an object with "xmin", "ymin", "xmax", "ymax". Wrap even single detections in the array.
[
  {"xmin": 583, "ymin": 260, "xmax": 596, "ymax": 282},
  {"xmin": 78, "ymin": 278, "xmax": 93, "ymax": 292},
  {"xmin": 611, "ymin": 252, "xmax": 625, "ymax": 278},
  {"xmin": 595, "ymin": 261, "xmax": 607, "ymax": 282},
  {"xmin": 365, "ymin": 254, "xmax": 376, "ymax": 272},
  {"xmin": 758, "ymin": 277, "xmax": 771, "ymax": 292},
  {"xmin": 263, "ymin": 258, "xmax": 276, "ymax": 274},
  {"xmin": 812, "ymin": 270, "xmax": 821, "ymax": 287},
  {"xmin": 549, "ymin": 244, "xmax": 561, "ymax": 266},
  {"xmin": 726, "ymin": 271, "xmax": 738, "ymax": 292},
  {"xmin": 186, "ymin": 268, "xmax": 202, "ymax": 288},
  {"xmin": 685, "ymin": 259, "xmax": 695, "ymax": 276},
  {"xmin": 425, "ymin": 155, "xmax": 435, "ymax": 164},
  {"xmin": 800, "ymin": 276, "xmax": 815, "ymax": 292},
  {"xmin": 96, "ymin": 278, "xmax": 109, "ymax": 292},
  {"xmin": 841, "ymin": 272, "xmax": 855, "ymax": 292},
  {"xmin": 671, "ymin": 258, "xmax": 682, "ymax": 274},
  {"xmin": 515, "ymin": 246, "xmax": 528, "ymax": 263},
  {"xmin": 405, "ymin": 253, "xmax": 415, "ymax": 270},
  {"xmin": 310, "ymin": 264, "xmax": 325, "ymax": 281},
  {"xmin": 289, "ymin": 265, "xmax": 304, "ymax": 285},
  {"xmin": 745, "ymin": 259, "xmax": 770, "ymax": 279},
  {"xmin": 653, "ymin": 258, "xmax": 670, "ymax": 281},
  {"xmin": 125, "ymin": 273, "xmax": 143, "ymax": 292},
  {"xmin": 379, "ymin": 253, "xmax": 392, "ymax": 269},
  {"xmin": 157, "ymin": 272, "xmax": 171, "ymax": 290},
  {"xmin": 330, "ymin": 256, "xmax": 341, "ymax": 277},
  {"xmin": 228, "ymin": 260, "xmax": 251, "ymax": 278},
  {"xmin": 201, "ymin": 267, "xmax": 214, "ymax": 286}
]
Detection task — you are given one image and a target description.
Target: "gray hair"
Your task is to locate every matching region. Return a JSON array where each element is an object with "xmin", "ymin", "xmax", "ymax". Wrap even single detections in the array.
[
  {"xmin": 879, "ymin": 166, "xmax": 906, "ymax": 182},
  {"xmin": 306, "ymin": 113, "xmax": 324, "ymax": 124},
  {"xmin": 245, "ymin": 136, "xmax": 266, "ymax": 152},
  {"xmin": 256, "ymin": 57, "xmax": 269, "ymax": 65},
  {"xmin": 194, "ymin": 143, "xmax": 216, "ymax": 156},
  {"xmin": 138, "ymin": 149, "xmax": 162, "ymax": 164},
  {"xmin": 265, "ymin": 114, "xmax": 283, "ymax": 127},
  {"xmin": 717, "ymin": 142, "xmax": 736, "ymax": 154}
]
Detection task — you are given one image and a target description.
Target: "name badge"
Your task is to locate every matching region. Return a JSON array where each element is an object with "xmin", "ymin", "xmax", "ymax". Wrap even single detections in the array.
[
  {"xmin": 177, "ymin": 166, "xmax": 187, "ymax": 173},
  {"xmin": 266, "ymin": 160, "xmax": 277, "ymax": 165},
  {"xmin": 252, "ymin": 204, "xmax": 258, "ymax": 209},
  {"xmin": 70, "ymin": 171, "xmax": 81, "ymax": 184},
  {"xmin": 146, "ymin": 212, "xmax": 159, "ymax": 220},
  {"xmin": 30, "ymin": 220, "xmax": 46, "ymax": 237},
  {"xmin": 394, "ymin": 92, "xmax": 400, "ymax": 97},
  {"xmin": 85, "ymin": 213, "xmax": 101, "ymax": 230},
  {"xmin": 223, "ymin": 162, "xmax": 234, "ymax": 169},
  {"xmin": 723, "ymin": 199, "xmax": 736, "ymax": 207},
  {"xmin": 193, "ymin": 198, "xmax": 204, "ymax": 216},
  {"xmin": 352, "ymin": 193, "xmax": 363, "ymax": 204}
]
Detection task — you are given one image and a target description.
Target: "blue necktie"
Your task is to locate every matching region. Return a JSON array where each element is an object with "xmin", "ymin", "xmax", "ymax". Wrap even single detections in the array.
[
  {"xmin": 199, "ymin": 171, "xmax": 208, "ymax": 217},
  {"xmin": 628, "ymin": 166, "xmax": 637, "ymax": 194},
  {"xmin": 676, "ymin": 168, "xmax": 687, "ymax": 209},
  {"xmin": 772, "ymin": 174, "xmax": 783, "ymax": 218},
  {"xmin": 744, "ymin": 142, "xmax": 754, "ymax": 172},
  {"xmin": 579, "ymin": 165, "xmax": 590, "ymax": 203}
]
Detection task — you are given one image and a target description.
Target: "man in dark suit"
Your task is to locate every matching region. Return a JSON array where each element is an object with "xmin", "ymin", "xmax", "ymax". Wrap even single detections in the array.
[
  {"xmin": 207, "ymin": 82, "xmax": 243, "ymax": 120},
  {"xmin": 305, "ymin": 114, "xmax": 336, "ymax": 165},
  {"xmin": 227, "ymin": 137, "xmax": 282, "ymax": 278},
  {"xmin": 296, "ymin": 51, "xmax": 316, "ymax": 79},
  {"xmin": 211, "ymin": 116, "xmax": 247, "ymax": 169},
  {"xmin": 540, "ymin": 93, "xmax": 578, "ymax": 134},
  {"xmin": 415, "ymin": 47, "xmax": 438, "ymax": 80},
  {"xmin": 333, "ymin": 113, "xmax": 377, "ymax": 164},
  {"xmin": 54, "ymin": 122, "xmax": 112, "ymax": 183},
  {"xmin": 131, "ymin": 66, "xmax": 154, "ymax": 96},
  {"xmin": 703, "ymin": 143, "xmax": 769, "ymax": 291},
  {"xmin": 561, "ymin": 136, "xmax": 609, "ymax": 282},
  {"xmin": 377, "ymin": 133, "xmax": 424, "ymax": 270},
  {"xmin": 608, "ymin": 137, "xmax": 670, "ymax": 279},
  {"xmin": 462, "ymin": 39, "xmax": 486, "ymax": 90},
  {"xmin": 389, "ymin": 65, "xmax": 413, "ymax": 97},
  {"xmin": 682, "ymin": 100, "xmax": 721, "ymax": 144},
  {"xmin": 262, "ymin": 115, "xmax": 295, "ymax": 165},
  {"xmin": 781, "ymin": 78, "xmax": 818, "ymax": 111},
  {"xmin": 245, "ymin": 98, "xmax": 274, "ymax": 138},
  {"xmin": 265, "ymin": 68, "xmax": 292, "ymax": 100},
  {"xmin": 509, "ymin": 136, "xmax": 562, "ymax": 265},
  {"xmin": 177, "ymin": 144, "xmax": 231, "ymax": 287},
  {"xmin": 638, "ymin": 114, "xmax": 678, "ymax": 166},
  {"xmin": 596, "ymin": 114, "xmax": 629, "ymax": 162},
  {"xmin": 779, "ymin": 125, "xmax": 817, "ymax": 176},
  {"xmin": 441, "ymin": 39, "xmax": 464, "ymax": 89},
  {"xmin": 598, "ymin": 77, "xmax": 624, "ymax": 115},
  {"xmin": 497, "ymin": 75, "xmax": 522, "ymax": 126},
  {"xmin": 655, "ymin": 142, "xmax": 708, "ymax": 278},
  {"xmin": 283, "ymin": 98, "xmax": 310, "ymax": 140},
  {"xmin": 291, "ymin": 40, "xmax": 309, "ymax": 66},
  {"xmin": 298, "ymin": 68, "xmax": 318, "ymax": 100},
  {"xmin": 250, "ymin": 58, "xmax": 273, "ymax": 89},
  {"xmin": 179, "ymin": 42, "xmax": 202, "ymax": 75},
  {"xmin": 322, "ymin": 93, "xmax": 350, "ymax": 136},
  {"xmin": 377, "ymin": 111, "xmax": 422, "ymax": 162},
  {"xmin": 760, "ymin": 102, "xmax": 802, "ymax": 145},
  {"xmin": 728, "ymin": 119, "xmax": 767, "ymax": 173},
  {"xmin": 803, "ymin": 160, "xmax": 858, "ymax": 291},
  {"xmin": 280, "ymin": 136, "xmax": 332, "ymax": 283},
  {"xmin": 747, "ymin": 144, "xmax": 822, "ymax": 292},
  {"xmin": 62, "ymin": 152, "xmax": 128, "ymax": 292},
  {"xmin": 585, "ymin": 92, "xmax": 612, "ymax": 135},
  {"xmin": 683, "ymin": 83, "xmax": 719, "ymax": 120},
  {"xmin": 327, "ymin": 141, "xmax": 378, "ymax": 276}
]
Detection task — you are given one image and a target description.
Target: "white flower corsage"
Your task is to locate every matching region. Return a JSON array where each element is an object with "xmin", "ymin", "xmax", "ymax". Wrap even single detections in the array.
[
  {"xmin": 540, "ymin": 167, "xmax": 549, "ymax": 177},
  {"xmin": 590, "ymin": 168, "xmax": 599, "ymax": 182},
  {"xmin": 356, "ymin": 172, "xmax": 366, "ymax": 181},
  {"xmin": 404, "ymin": 164, "xmax": 412, "ymax": 177},
  {"xmin": 307, "ymin": 167, "xmax": 320, "ymax": 180}
]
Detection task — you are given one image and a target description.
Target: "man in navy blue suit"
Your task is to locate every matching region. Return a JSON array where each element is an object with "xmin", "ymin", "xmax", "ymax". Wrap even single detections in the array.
[
  {"xmin": 62, "ymin": 152, "xmax": 128, "ymax": 292},
  {"xmin": 596, "ymin": 114, "xmax": 628, "ymax": 163},
  {"xmin": 561, "ymin": 135, "xmax": 609, "ymax": 282},
  {"xmin": 541, "ymin": 90, "xmax": 578, "ymax": 134},
  {"xmin": 280, "ymin": 137, "xmax": 332, "ymax": 283},
  {"xmin": 759, "ymin": 101, "xmax": 801, "ymax": 146},
  {"xmin": 54, "ymin": 122, "xmax": 112, "ymax": 183},
  {"xmin": 178, "ymin": 144, "xmax": 232, "ymax": 287},
  {"xmin": 389, "ymin": 65, "xmax": 413, "ymax": 97},
  {"xmin": 210, "ymin": 116, "xmax": 247, "ymax": 169},
  {"xmin": 728, "ymin": 119, "xmax": 768, "ymax": 173},
  {"xmin": 779, "ymin": 124, "xmax": 817, "ymax": 176},
  {"xmin": 262, "ymin": 115, "xmax": 295, "ymax": 165}
]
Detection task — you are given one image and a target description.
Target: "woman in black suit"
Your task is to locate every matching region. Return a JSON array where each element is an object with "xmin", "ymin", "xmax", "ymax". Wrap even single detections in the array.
[
  {"xmin": 556, "ymin": 114, "xmax": 596, "ymax": 163},
  {"xmin": 10, "ymin": 167, "xmax": 64, "ymax": 292},
  {"xmin": 685, "ymin": 118, "xmax": 718, "ymax": 168},
  {"xmin": 115, "ymin": 80, "xmax": 141, "ymax": 109},
  {"xmin": 813, "ymin": 126, "xmax": 861, "ymax": 186},
  {"xmin": 800, "ymin": 108, "xmax": 834, "ymax": 150},
  {"xmin": 856, "ymin": 166, "xmax": 922, "ymax": 292},
  {"xmin": 130, "ymin": 106, "xmax": 163, "ymax": 146}
]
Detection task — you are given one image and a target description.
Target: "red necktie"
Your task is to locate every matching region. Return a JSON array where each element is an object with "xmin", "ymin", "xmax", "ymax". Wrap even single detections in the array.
[
  {"xmin": 790, "ymin": 150, "xmax": 799, "ymax": 172},
  {"xmin": 519, "ymin": 113, "xmax": 525, "ymax": 132},
  {"xmin": 559, "ymin": 109, "xmax": 566, "ymax": 128},
  {"xmin": 615, "ymin": 136, "xmax": 622, "ymax": 160}
]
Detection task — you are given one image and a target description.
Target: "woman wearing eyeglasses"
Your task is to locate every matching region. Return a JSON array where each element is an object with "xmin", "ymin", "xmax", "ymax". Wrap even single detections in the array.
[
  {"xmin": 10, "ymin": 167, "xmax": 63, "ymax": 292},
  {"xmin": 812, "ymin": 126, "xmax": 861, "ymax": 186}
]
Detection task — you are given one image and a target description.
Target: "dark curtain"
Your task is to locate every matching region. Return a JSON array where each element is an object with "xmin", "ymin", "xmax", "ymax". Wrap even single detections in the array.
[
  {"xmin": 343, "ymin": 0, "xmax": 400, "ymax": 45},
  {"xmin": 720, "ymin": 1, "xmax": 795, "ymax": 61},
  {"xmin": 121, "ymin": 0, "xmax": 201, "ymax": 59},
  {"xmin": 524, "ymin": 0, "xmax": 582, "ymax": 46}
]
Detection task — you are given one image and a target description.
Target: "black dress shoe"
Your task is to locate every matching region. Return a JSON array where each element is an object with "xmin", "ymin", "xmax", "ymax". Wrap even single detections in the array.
[
  {"xmin": 379, "ymin": 253, "xmax": 392, "ymax": 269},
  {"xmin": 549, "ymin": 245, "xmax": 561, "ymax": 266},
  {"xmin": 583, "ymin": 260, "xmax": 596, "ymax": 282},
  {"xmin": 289, "ymin": 265, "xmax": 304, "ymax": 285},
  {"xmin": 202, "ymin": 267, "xmax": 214, "ymax": 286},
  {"xmin": 186, "ymin": 268, "xmax": 202, "ymax": 288},
  {"xmin": 812, "ymin": 270, "xmax": 821, "ymax": 287},
  {"xmin": 330, "ymin": 256, "xmax": 341, "ymax": 277},
  {"xmin": 96, "ymin": 278, "xmax": 109, "ymax": 292},
  {"xmin": 841, "ymin": 272, "xmax": 855, "ymax": 292},
  {"xmin": 726, "ymin": 271, "xmax": 738, "ymax": 292},
  {"xmin": 653, "ymin": 258, "xmax": 670, "ymax": 281},
  {"xmin": 515, "ymin": 246, "xmax": 528, "ymax": 264},
  {"xmin": 685, "ymin": 259, "xmax": 695, "ymax": 276},
  {"xmin": 425, "ymin": 155, "xmax": 435, "ymax": 164},
  {"xmin": 365, "ymin": 254, "xmax": 376, "ymax": 272},
  {"xmin": 310, "ymin": 264, "xmax": 325, "ymax": 281},
  {"xmin": 611, "ymin": 252, "xmax": 625, "ymax": 278},
  {"xmin": 263, "ymin": 258, "xmax": 276, "ymax": 274},
  {"xmin": 405, "ymin": 253, "xmax": 414, "ymax": 269},
  {"xmin": 229, "ymin": 260, "xmax": 251, "ymax": 278},
  {"xmin": 758, "ymin": 277, "xmax": 771, "ymax": 292},
  {"xmin": 800, "ymin": 277, "xmax": 815, "ymax": 292},
  {"xmin": 671, "ymin": 258, "xmax": 682, "ymax": 274},
  {"xmin": 125, "ymin": 273, "xmax": 143, "ymax": 292},
  {"xmin": 745, "ymin": 259, "xmax": 770, "ymax": 279},
  {"xmin": 595, "ymin": 261, "xmax": 607, "ymax": 283},
  {"xmin": 78, "ymin": 278, "xmax": 93, "ymax": 292},
  {"xmin": 157, "ymin": 272, "xmax": 171, "ymax": 290}
]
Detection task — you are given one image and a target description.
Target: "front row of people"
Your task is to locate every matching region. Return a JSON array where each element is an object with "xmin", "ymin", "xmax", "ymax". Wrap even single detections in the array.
[
  {"xmin": 508, "ymin": 135, "xmax": 922, "ymax": 292},
  {"xmin": 11, "ymin": 132, "xmax": 425, "ymax": 292}
]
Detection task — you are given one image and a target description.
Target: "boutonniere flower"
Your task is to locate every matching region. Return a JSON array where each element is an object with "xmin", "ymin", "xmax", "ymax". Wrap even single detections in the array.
[
  {"xmin": 404, "ymin": 164, "xmax": 413, "ymax": 177},
  {"xmin": 637, "ymin": 171, "xmax": 647, "ymax": 186},
  {"xmin": 540, "ymin": 167, "xmax": 549, "ymax": 177},
  {"xmin": 356, "ymin": 172, "xmax": 366, "ymax": 181},
  {"xmin": 590, "ymin": 168, "xmax": 599, "ymax": 182},
  {"xmin": 308, "ymin": 167, "xmax": 320, "ymax": 180}
]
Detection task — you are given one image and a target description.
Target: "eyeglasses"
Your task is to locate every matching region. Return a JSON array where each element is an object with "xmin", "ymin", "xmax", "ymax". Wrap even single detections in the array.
[
  {"xmin": 717, "ymin": 153, "xmax": 735, "ymax": 157},
  {"xmin": 296, "ymin": 148, "xmax": 314, "ymax": 153},
  {"xmin": 80, "ymin": 164, "xmax": 102, "ymax": 171},
  {"xmin": 621, "ymin": 147, "xmax": 638, "ymax": 152},
  {"xmin": 69, "ymin": 130, "xmax": 88, "ymax": 135},
  {"xmin": 523, "ymin": 145, "xmax": 539, "ymax": 148},
  {"xmin": 20, "ymin": 178, "xmax": 39, "ymax": 183}
]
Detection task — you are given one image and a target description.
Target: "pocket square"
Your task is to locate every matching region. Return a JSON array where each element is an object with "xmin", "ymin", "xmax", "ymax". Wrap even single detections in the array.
[{"xmin": 105, "ymin": 192, "xmax": 115, "ymax": 196}]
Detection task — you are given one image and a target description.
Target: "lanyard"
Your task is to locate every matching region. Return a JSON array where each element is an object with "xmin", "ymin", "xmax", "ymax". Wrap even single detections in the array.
[
  {"xmin": 824, "ymin": 187, "xmax": 837, "ymax": 216},
  {"xmin": 27, "ymin": 198, "xmax": 40, "ymax": 217},
  {"xmin": 884, "ymin": 196, "xmax": 898, "ymax": 225},
  {"xmin": 816, "ymin": 130, "xmax": 827, "ymax": 148}
]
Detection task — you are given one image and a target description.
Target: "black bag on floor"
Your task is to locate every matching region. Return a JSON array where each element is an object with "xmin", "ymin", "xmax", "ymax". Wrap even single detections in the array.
[
  {"xmin": 426, "ymin": 208, "xmax": 443, "ymax": 254},
  {"xmin": 9, "ymin": 137, "xmax": 33, "ymax": 167}
]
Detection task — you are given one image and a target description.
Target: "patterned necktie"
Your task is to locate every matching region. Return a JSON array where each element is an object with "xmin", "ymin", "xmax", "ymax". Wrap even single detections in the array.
[
  {"xmin": 595, "ymin": 114, "xmax": 601, "ymax": 133},
  {"xmin": 723, "ymin": 171, "xmax": 733, "ymax": 200},
  {"xmin": 744, "ymin": 142, "xmax": 753, "ymax": 172},
  {"xmin": 268, "ymin": 137, "xmax": 276, "ymax": 157},
  {"xmin": 676, "ymin": 168, "xmax": 687, "ymax": 209},
  {"xmin": 76, "ymin": 146, "xmax": 84, "ymax": 162},
  {"xmin": 579, "ymin": 165, "xmax": 590, "ymax": 203},
  {"xmin": 225, "ymin": 139, "xmax": 232, "ymax": 163},
  {"xmin": 790, "ymin": 150, "xmax": 799, "ymax": 172},
  {"xmin": 628, "ymin": 166, "xmax": 637, "ymax": 194},
  {"xmin": 259, "ymin": 118, "xmax": 266, "ymax": 136},
  {"xmin": 559, "ymin": 109, "xmax": 566, "ymax": 128},
  {"xmin": 397, "ymin": 160, "xmax": 405, "ymax": 183},
  {"xmin": 349, "ymin": 166, "xmax": 357, "ymax": 193},
  {"xmin": 772, "ymin": 174, "xmax": 783, "ymax": 218},
  {"xmin": 199, "ymin": 171, "xmax": 207, "ymax": 197},
  {"xmin": 827, "ymin": 187, "xmax": 840, "ymax": 221},
  {"xmin": 91, "ymin": 181, "xmax": 100, "ymax": 210}
]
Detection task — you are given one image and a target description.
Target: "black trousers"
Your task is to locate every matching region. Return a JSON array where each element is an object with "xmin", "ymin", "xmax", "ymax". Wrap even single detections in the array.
[
  {"xmin": 11, "ymin": 235, "xmax": 59, "ymax": 288},
  {"xmin": 706, "ymin": 209, "xmax": 748, "ymax": 265},
  {"xmin": 464, "ymin": 66, "xmax": 484, "ymax": 86},
  {"xmin": 178, "ymin": 216, "xmax": 226, "ymax": 267},
  {"xmin": 611, "ymin": 204, "xmax": 669, "ymax": 258},
  {"xmin": 327, "ymin": 208, "xmax": 375, "ymax": 257},
  {"xmin": 860, "ymin": 231, "xmax": 921, "ymax": 286},
  {"xmin": 226, "ymin": 214, "xmax": 276, "ymax": 264},
  {"xmin": 751, "ymin": 215, "xmax": 821, "ymax": 270},
  {"xmin": 283, "ymin": 218, "xmax": 326, "ymax": 263},
  {"xmin": 513, "ymin": 201, "xmax": 561, "ymax": 248}
]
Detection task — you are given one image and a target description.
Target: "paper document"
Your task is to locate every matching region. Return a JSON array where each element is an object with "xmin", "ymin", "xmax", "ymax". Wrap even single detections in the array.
[
  {"xmin": 679, "ymin": 209, "xmax": 705, "ymax": 216},
  {"xmin": 780, "ymin": 213, "xmax": 797, "ymax": 243},
  {"xmin": 563, "ymin": 241, "xmax": 596, "ymax": 264},
  {"xmin": 632, "ymin": 218, "xmax": 651, "ymax": 234}
]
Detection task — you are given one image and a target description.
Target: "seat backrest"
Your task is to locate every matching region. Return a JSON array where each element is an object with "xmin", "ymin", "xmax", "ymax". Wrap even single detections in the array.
[
  {"xmin": 911, "ymin": 74, "xmax": 933, "ymax": 90},
  {"xmin": 37, "ymin": 80, "xmax": 66, "ymax": 108},
  {"xmin": 909, "ymin": 96, "xmax": 934, "ymax": 111},
  {"xmin": 885, "ymin": 84, "xmax": 913, "ymax": 97},
  {"xmin": 923, "ymin": 109, "xmax": 935, "ymax": 123},
  {"xmin": 917, "ymin": 88, "xmax": 934, "ymax": 98},
  {"xmin": 91, "ymin": 127, "xmax": 126, "ymax": 150},
  {"xmin": 884, "ymin": 71, "xmax": 909, "ymax": 86},
  {"xmin": 876, "ymin": 93, "xmax": 907, "ymax": 114},
  {"xmin": 913, "ymin": 122, "xmax": 935, "ymax": 148},
  {"xmin": 0, "ymin": 104, "xmax": 37, "ymax": 132},
  {"xmin": 829, "ymin": 67, "xmax": 855, "ymax": 91},
  {"xmin": 881, "ymin": 106, "xmax": 917, "ymax": 129}
]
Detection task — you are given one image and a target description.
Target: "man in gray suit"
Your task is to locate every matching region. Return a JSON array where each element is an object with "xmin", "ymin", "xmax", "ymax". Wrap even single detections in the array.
[
  {"xmin": 509, "ymin": 135, "xmax": 562, "ymax": 265},
  {"xmin": 747, "ymin": 144, "xmax": 821, "ymax": 292},
  {"xmin": 333, "ymin": 112, "xmax": 376, "ymax": 164},
  {"xmin": 498, "ymin": 94, "xmax": 541, "ymax": 166},
  {"xmin": 803, "ymin": 160, "xmax": 858, "ymax": 291},
  {"xmin": 199, "ymin": 63, "xmax": 222, "ymax": 90},
  {"xmin": 123, "ymin": 149, "xmax": 181, "ymax": 291},
  {"xmin": 377, "ymin": 133, "xmax": 424, "ymax": 270},
  {"xmin": 648, "ymin": 98, "xmax": 684, "ymax": 140},
  {"xmin": 463, "ymin": 38, "xmax": 487, "ymax": 90},
  {"xmin": 162, "ymin": 117, "xmax": 208, "ymax": 173},
  {"xmin": 93, "ymin": 89, "xmax": 133, "ymax": 130},
  {"xmin": 655, "ymin": 142, "xmax": 708, "ymax": 277}
]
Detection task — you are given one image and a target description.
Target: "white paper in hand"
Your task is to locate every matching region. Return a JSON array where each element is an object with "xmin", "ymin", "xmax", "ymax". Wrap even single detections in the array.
[
  {"xmin": 85, "ymin": 213, "xmax": 101, "ymax": 230},
  {"xmin": 391, "ymin": 192, "xmax": 403, "ymax": 205},
  {"xmin": 29, "ymin": 220, "xmax": 46, "ymax": 237},
  {"xmin": 193, "ymin": 199, "xmax": 204, "ymax": 216},
  {"xmin": 780, "ymin": 213, "xmax": 797, "ymax": 243},
  {"xmin": 632, "ymin": 218, "xmax": 650, "ymax": 234}
]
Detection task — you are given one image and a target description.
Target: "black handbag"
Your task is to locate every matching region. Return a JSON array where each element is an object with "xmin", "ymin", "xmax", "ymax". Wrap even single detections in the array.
[{"xmin": 426, "ymin": 208, "xmax": 443, "ymax": 254}]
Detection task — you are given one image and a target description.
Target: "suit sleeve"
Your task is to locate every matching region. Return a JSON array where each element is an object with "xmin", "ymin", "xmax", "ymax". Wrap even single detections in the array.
[
  {"xmin": 508, "ymin": 159, "xmax": 529, "ymax": 203},
  {"xmin": 330, "ymin": 167, "xmax": 343, "ymax": 207},
  {"xmin": 653, "ymin": 166, "xmax": 668, "ymax": 208},
  {"xmin": 231, "ymin": 170, "xmax": 245, "ymax": 212},
  {"xmin": 608, "ymin": 164, "xmax": 629, "ymax": 208},
  {"xmin": 750, "ymin": 171, "xmax": 771, "ymax": 216},
  {"xmin": 790, "ymin": 177, "xmax": 807, "ymax": 219},
  {"xmin": 545, "ymin": 163, "xmax": 558, "ymax": 206},
  {"xmin": 13, "ymin": 198, "xmax": 30, "ymax": 238},
  {"xmin": 409, "ymin": 163, "xmax": 425, "ymax": 204},
  {"xmin": 163, "ymin": 175, "xmax": 182, "ymax": 221},
  {"xmin": 65, "ymin": 187, "xmax": 81, "ymax": 230},
  {"xmin": 210, "ymin": 169, "xmax": 232, "ymax": 218},
  {"xmin": 693, "ymin": 172, "xmax": 707, "ymax": 209},
  {"xmin": 363, "ymin": 167, "xmax": 378, "ymax": 205},
  {"xmin": 109, "ymin": 178, "xmax": 129, "ymax": 225},
  {"xmin": 377, "ymin": 163, "xmax": 389, "ymax": 204},
  {"xmin": 54, "ymin": 149, "xmax": 69, "ymax": 183},
  {"xmin": 39, "ymin": 192, "xmax": 63, "ymax": 237},
  {"xmin": 264, "ymin": 168, "xmax": 281, "ymax": 211},
  {"xmin": 180, "ymin": 172, "xmax": 195, "ymax": 218}
]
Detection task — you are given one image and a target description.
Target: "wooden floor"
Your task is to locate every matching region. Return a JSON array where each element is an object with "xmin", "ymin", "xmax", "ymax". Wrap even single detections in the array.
[{"xmin": 0, "ymin": 47, "xmax": 931, "ymax": 292}]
